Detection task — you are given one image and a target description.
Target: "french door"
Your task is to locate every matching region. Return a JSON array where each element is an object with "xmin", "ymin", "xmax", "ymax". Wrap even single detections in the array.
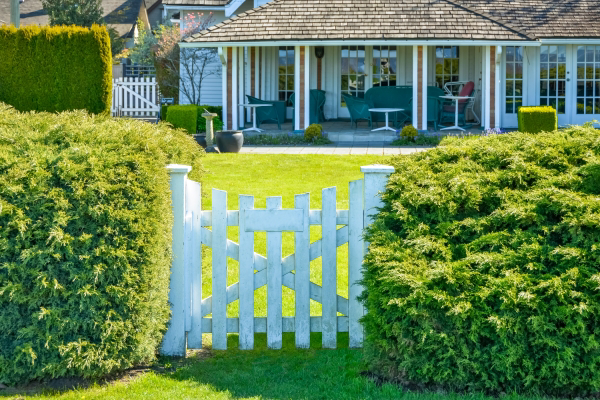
[
  {"xmin": 539, "ymin": 45, "xmax": 571, "ymax": 126},
  {"xmin": 501, "ymin": 46, "xmax": 526, "ymax": 127},
  {"xmin": 339, "ymin": 46, "xmax": 367, "ymax": 118},
  {"xmin": 571, "ymin": 45, "xmax": 600, "ymax": 125}
]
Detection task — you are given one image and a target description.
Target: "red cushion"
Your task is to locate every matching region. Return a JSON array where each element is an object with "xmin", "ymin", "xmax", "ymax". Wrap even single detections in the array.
[{"xmin": 458, "ymin": 81, "xmax": 475, "ymax": 98}]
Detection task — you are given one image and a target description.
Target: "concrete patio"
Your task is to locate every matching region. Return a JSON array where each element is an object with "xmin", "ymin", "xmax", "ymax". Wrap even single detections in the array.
[{"xmin": 241, "ymin": 119, "xmax": 484, "ymax": 144}]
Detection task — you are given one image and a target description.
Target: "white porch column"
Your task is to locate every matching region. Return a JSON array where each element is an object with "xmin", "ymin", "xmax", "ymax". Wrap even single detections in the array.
[
  {"xmin": 484, "ymin": 46, "xmax": 491, "ymax": 130},
  {"xmin": 483, "ymin": 45, "xmax": 500, "ymax": 130},
  {"xmin": 294, "ymin": 45, "xmax": 310, "ymax": 131},
  {"xmin": 238, "ymin": 47, "xmax": 245, "ymax": 128},
  {"xmin": 495, "ymin": 46, "xmax": 502, "ymax": 129},
  {"xmin": 412, "ymin": 45, "xmax": 426, "ymax": 131}
]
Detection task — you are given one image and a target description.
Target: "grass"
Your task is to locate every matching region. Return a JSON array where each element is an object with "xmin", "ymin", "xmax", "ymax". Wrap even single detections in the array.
[
  {"xmin": 244, "ymin": 133, "xmax": 333, "ymax": 146},
  {"xmin": 1, "ymin": 154, "xmax": 540, "ymax": 399}
]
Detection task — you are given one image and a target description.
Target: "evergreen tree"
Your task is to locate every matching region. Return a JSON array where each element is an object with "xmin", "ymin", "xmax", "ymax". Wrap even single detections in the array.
[{"xmin": 42, "ymin": 0, "xmax": 104, "ymax": 27}]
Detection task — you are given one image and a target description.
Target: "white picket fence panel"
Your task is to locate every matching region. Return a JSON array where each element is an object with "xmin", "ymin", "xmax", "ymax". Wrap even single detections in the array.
[
  {"xmin": 111, "ymin": 77, "xmax": 159, "ymax": 117},
  {"xmin": 160, "ymin": 164, "xmax": 395, "ymax": 355}
]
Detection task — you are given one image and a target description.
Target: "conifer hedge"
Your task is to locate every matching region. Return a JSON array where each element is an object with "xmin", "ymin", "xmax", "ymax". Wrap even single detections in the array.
[
  {"xmin": 0, "ymin": 104, "xmax": 203, "ymax": 385},
  {"xmin": 362, "ymin": 125, "xmax": 600, "ymax": 396},
  {"xmin": 0, "ymin": 25, "xmax": 112, "ymax": 114}
]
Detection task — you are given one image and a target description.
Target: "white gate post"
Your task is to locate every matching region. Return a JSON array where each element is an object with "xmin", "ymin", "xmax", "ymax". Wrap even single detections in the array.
[
  {"xmin": 161, "ymin": 164, "xmax": 192, "ymax": 356},
  {"xmin": 359, "ymin": 164, "xmax": 395, "ymax": 342}
]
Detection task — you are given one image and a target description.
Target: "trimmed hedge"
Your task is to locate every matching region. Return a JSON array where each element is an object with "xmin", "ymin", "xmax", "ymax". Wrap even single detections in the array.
[
  {"xmin": 0, "ymin": 103, "xmax": 203, "ymax": 385},
  {"xmin": 362, "ymin": 125, "xmax": 600, "ymax": 396},
  {"xmin": 518, "ymin": 106, "xmax": 557, "ymax": 133},
  {"xmin": 0, "ymin": 25, "xmax": 112, "ymax": 114},
  {"xmin": 165, "ymin": 104, "xmax": 224, "ymax": 134},
  {"xmin": 166, "ymin": 105, "xmax": 198, "ymax": 134}
]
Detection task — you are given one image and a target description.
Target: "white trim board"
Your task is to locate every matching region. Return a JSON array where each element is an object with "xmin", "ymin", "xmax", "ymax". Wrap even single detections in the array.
[{"xmin": 181, "ymin": 40, "xmax": 541, "ymax": 48}]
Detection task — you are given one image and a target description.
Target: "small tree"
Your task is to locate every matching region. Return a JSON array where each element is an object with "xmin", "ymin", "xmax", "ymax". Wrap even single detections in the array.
[
  {"xmin": 154, "ymin": 12, "xmax": 221, "ymax": 105},
  {"xmin": 42, "ymin": 0, "xmax": 104, "ymax": 26}
]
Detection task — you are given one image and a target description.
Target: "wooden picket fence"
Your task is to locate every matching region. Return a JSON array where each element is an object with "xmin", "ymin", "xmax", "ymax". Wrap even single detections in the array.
[
  {"xmin": 160, "ymin": 164, "xmax": 395, "ymax": 355},
  {"xmin": 111, "ymin": 77, "xmax": 160, "ymax": 117}
]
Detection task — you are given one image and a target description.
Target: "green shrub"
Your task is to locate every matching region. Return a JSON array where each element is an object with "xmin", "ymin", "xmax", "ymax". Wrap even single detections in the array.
[
  {"xmin": 0, "ymin": 25, "xmax": 112, "ymax": 114},
  {"xmin": 304, "ymin": 124, "xmax": 323, "ymax": 141},
  {"xmin": 517, "ymin": 106, "xmax": 557, "ymax": 133},
  {"xmin": 362, "ymin": 125, "xmax": 600, "ymax": 396},
  {"xmin": 160, "ymin": 104, "xmax": 169, "ymax": 121},
  {"xmin": 166, "ymin": 105, "xmax": 198, "ymax": 135},
  {"xmin": 0, "ymin": 103, "xmax": 203, "ymax": 385},
  {"xmin": 400, "ymin": 125, "xmax": 418, "ymax": 140},
  {"xmin": 162, "ymin": 105, "xmax": 223, "ymax": 132}
]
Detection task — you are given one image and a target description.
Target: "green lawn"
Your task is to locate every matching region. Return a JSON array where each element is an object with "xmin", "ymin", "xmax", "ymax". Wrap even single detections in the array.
[{"xmin": 2, "ymin": 154, "xmax": 539, "ymax": 399}]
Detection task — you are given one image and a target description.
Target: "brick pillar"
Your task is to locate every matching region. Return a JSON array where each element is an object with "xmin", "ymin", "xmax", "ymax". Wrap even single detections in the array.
[
  {"xmin": 226, "ymin": 47, "xmax": 233, "ymax": 130},
  {"xmin": 294, "ymin": 46, "xmax": 310, "ymax": 130}
]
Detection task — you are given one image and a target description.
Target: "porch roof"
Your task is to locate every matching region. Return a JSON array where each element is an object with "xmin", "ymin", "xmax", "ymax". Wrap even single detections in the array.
[
  {"xmin": 184, "ymin": 0, "xmax": 531, "ymax": 44},
  {"xmin": 184, "ymin": 0, "xmax": 600, "ymax": 45}
]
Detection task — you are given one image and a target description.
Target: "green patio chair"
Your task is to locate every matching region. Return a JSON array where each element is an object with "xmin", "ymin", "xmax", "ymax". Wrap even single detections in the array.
[
  {"xmin": 246, "ymin": 95, "xmax": 283, "ymax": 129},
  {"xmin": 342, "ymin": 93, "xmax": 373, "ymax": 128},
  {"xmin": 290, "ymin": 90, "xmax": 327, "ymax": 128},
  {"xmin": 408, "ymin": 96, "xmax": 443, "ymax": 131}
]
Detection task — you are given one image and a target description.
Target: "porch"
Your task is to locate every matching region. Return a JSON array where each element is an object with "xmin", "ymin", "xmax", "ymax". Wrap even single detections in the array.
[{"xmin": 216, "ymin": 44, "xmax": 505, "ymax": 134}]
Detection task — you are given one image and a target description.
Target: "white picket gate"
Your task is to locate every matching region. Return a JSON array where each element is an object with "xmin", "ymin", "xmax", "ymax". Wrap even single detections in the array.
[
  {"xmin": 161, "ymin": 164, "xmax": 395, "ymax": 355},
  {"xmin": 111, "ymin": 77, "xmax": 160, "ymax": 117}
]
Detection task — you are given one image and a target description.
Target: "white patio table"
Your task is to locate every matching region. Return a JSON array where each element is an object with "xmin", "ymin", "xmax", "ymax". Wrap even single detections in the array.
[
  {"xmin": 238, "ymin": 103, "xmax": 273, "ymax": 132},
  {"xmin": 440, "ymin": 95, "xmax": 473, "ymax": 131},
  {"xmin": 369, "ymin": 108, "xmax": 404, "ymax": 132}
]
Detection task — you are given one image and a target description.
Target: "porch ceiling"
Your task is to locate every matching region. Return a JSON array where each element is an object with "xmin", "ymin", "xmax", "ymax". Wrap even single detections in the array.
[{"xmin": 184, "ymin": 0, "xmax": 532, "ymax": 44}]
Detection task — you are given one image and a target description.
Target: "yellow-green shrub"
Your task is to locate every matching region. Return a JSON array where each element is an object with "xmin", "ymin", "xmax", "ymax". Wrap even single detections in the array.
[
  {"xmin": 400, "ymin": 125, "xmax": 418, "ymax": 140},
  {"xmin": 304, "ymin": 124, "xmax": 323, "ymax": 141},
  {"xmin": 166, "ymin": 105, "xmax": 198, "ymax": 134},
  {"xmin": 0, "ymin": 104, "xmax": 203, "ymax": 385},
  {"xmin": 0, "ymin": 25, "xmax": 112, "ymax": 114},
  {"xmin": 517, "ymin": 106, "xmax": 557, "ymax": 133},
  {"xmin": 363, "ymin": 125, "xmax": 600, "ymax": 396}
]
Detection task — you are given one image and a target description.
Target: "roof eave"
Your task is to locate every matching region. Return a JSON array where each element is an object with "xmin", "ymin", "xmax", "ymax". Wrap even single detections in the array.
[{"xmin": 180, "ymin": 39, "xmax": 542, "ymax": 48}]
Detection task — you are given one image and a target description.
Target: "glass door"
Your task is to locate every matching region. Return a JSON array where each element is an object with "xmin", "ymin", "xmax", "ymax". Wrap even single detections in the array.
[
  {"xmin": 572, "ymin": 45, "xmax": 600, "ymax": 125},
  {"xmin": 539, "ymin": 45, "xmax": 570, "ymax": 126},
  {"xmin": 339, "ymin": 46, "xmax": 366, "ymax": 118},
  {"xmin": 502, "ymin": 46, "xmax": 525, "ymax": 127}
]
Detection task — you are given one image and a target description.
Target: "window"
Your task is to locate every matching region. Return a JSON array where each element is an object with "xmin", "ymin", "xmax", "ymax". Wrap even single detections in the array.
[
  {"xmin": 278, "ymin": 46, "xmax": 294, "ymax": 102},
  {"xmin": 341, "ymin": 46, "xmax": 366, "ymax": 106},
  {"xmin": 576, "ymin": 45, "xmax": 600, "ymax": 115},
  {"xmin": 505, "ymin": 46, "xmax": 524, "ymax": 114},
  {"xmin": 435, "ymin": 46, "xmax": 459, "ymax": 94},
  {"xmin": 372, "ymin": 46, "xmax": 396, "ymax": 87},
  {"xmin": 539, "ymin": 45, "xmax": 566, "ymax": 114}
]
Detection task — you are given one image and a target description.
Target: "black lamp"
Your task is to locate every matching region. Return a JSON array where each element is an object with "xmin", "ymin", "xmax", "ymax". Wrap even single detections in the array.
[{"xmin": 314, "ymin": 46, "xmax": 325, "ymax": 59}]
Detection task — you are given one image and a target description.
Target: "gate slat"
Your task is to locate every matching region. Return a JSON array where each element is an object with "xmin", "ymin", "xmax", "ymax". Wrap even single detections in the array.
[
  {"xmin": 186, "ymin": 180, "xmax": 202, "ymax": 348},
  {"xmin": 348, "ymin": 179, "xmax": 365, "ymax": 348},
  {"xmin": 212, "ymin": 189, "xmax": 228, "ymax": 350},
  {"xmin": 239, "ymin": 195, "xmax": 254, "ymax": 350},
  {"xmin": 294, "ymin": 193, "xmax": 310, "ymax": 348},
  {"xmin": 266, "ymin": 196, "xmax": 283, "ymax": 349},
  {"xmin": 321, "ymin": 187, "xmax": 337, "ymax": 348},
  {"xmin": 184, "ymin": 211, "xmax": 193, "ymax": 333}
]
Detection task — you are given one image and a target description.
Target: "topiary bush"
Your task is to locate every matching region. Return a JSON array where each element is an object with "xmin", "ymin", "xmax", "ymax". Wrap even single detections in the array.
[
  {"xmin": 166, "ymin": 105, "xmax": 198, "ymax": 135},
  {"xmin": 362, "ymin": 124, "xmax": 600, "ymax": 396},
  {"xmin": 518, "ymin": 106, "xmax": 557, "ymax": 133},
  {"xmin": 163, "ymin": 105, "xmax": 223, "ymax": 132},
  {"xmin": 0, "ymin": 25, "xmax": 112, "ymax": 114},
  {"xmin": 0, "ymin": 103, "xmax": 203, "ymax": 385},
  {"xmin": 400, "ymin": 125, "xmax": 418, "ymax": 140},
  {"xmin": 304, "ymin": 124, "xmax": 323, "ymax": 141}
]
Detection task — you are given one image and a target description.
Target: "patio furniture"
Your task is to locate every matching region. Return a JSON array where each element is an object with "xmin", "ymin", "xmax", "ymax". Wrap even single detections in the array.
[
  {"xmin": 364, "ymin": 86, "xmax": 411, "ymax": 127},
  {"xmin": 342, "ymin": 93, "xmax": 373, "ymax": 128},
  {"xmin": 440, "ymin": 95, "xmax": 474, "ymax": 131},
  {"xmin": 440, "ymin": 81, "xmax": 475, "ymax": 127},
  {"xmin": 289, "ymin": 89, "xmax": 327, "ymax": 128},
  {"xmin": 369, "ymin": 108, "xmax": 404, "ymax": 132},
  {"xmin": 246, "ymin": 95, "xmax": 285, "ymax": 129},
  {"xmin": 408, "ymin": 96, "xmax": 443, "ymax": 131},
  {"xmin": 239, "ymin": 103, "xmax": 274, "ymax": 132}
]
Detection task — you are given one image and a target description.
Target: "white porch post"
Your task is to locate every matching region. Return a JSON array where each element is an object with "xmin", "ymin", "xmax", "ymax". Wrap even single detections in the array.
[
  {"xmin": 237, "ymin": 47, "xmax": 245, "ymax": 129},
  {"xmin": 294, "ymin": 46, "xmax": 301, "ymax": 131},
  {"xmin": 421, "ymin": 45, "xmax": 428, "ymax": 131},
  {"xmin": 412, "ymin": 46, "xmax": 419, "ymax": 128},
  {"xmin": 304, "ymin": 46, "xmax": 311, "ymax": 128},
  {"xmin": 495, "ymin": 46, "xmax": 502, "ymax": 129},
  {"xmin": 484, "ymin": 46, "xmax": 491, "ymax": 130}
]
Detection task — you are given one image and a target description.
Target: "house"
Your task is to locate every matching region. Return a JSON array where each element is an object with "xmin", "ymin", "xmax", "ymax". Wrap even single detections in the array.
[
  {"xmin": 172, "ymin": 0, "xmax": 600, "ymax": 132},
  {"xmin": 0, "ymin": 0, "xmax": 159, "ymax": 48}
]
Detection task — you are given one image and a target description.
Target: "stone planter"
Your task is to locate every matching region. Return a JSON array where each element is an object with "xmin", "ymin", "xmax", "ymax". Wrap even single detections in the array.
[
  {"xmin": 216, "ymin": 130, "xmax": 244, "ymax": 153},
  {"xmin": 192, "ymin": 134, "xmax": 207, "ymax": 149}
]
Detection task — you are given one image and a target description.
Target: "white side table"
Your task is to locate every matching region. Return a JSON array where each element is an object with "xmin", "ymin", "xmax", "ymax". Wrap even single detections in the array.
[
  {"xmin": 369, "ymin": 108, "xmax": 404, "ymax": 132},
  {"xmin": 239, "ymin": 103, "xmax": 273, "ymax": 132},
  {"xmin": 440, "ymin": 95, "xmax": 473, "ymax": 131}
]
